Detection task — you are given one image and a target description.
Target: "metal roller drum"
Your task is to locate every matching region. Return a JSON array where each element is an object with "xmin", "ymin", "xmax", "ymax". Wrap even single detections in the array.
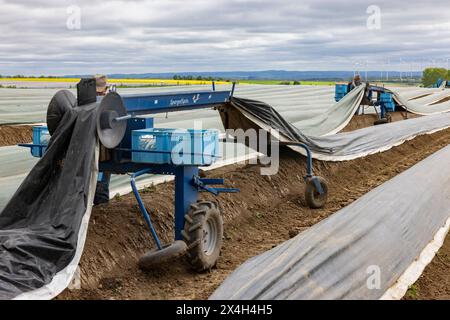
[{"xmin": 96, "ymin": 92, "xmax": 128, "ymax": 149}]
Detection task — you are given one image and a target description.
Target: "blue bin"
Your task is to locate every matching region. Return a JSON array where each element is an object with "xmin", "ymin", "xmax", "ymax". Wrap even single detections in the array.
[
  {"xmin": 32, "ymin": 126, "xmax": 49, "ymax": 157},
  {"xmin": 335, "ymin": 84, "xmax": 348, "ymax": 102},
  {"xmin": 132, "ymin": 128, "xmax": 220, "ymax": 166},
  {"xmin": 380, "ymin": 93, "xmax": 395, "ymax": 112}
]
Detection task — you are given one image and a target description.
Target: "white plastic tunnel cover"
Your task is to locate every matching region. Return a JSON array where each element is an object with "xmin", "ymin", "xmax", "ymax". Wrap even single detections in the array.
[
  {"xmin": 211, "ymin": 144, "xmax": 450, "ymax": 300},
  {"xmin": 226, "ymin": 95, "xmax": 450, "ymax": 161}
]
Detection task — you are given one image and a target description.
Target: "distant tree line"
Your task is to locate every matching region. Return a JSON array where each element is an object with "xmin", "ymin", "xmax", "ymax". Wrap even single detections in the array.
[
  {"xmin": 172, "ymin": 75, "xmax": 305, "ymax": 85},
  {"xmin": 280, "ymin": 81, "xmax": 301, "ymax": 85},
  {"xmin": 0, "ymin": 75, "xmax": 59, "ymax": 78},
  {"xmin": 422, "ymin": 68, "xmax": 450, "ymax": 87},
  {"xmin": 172, "ymin": 75, "xmax": 232, "ymax": 82}
]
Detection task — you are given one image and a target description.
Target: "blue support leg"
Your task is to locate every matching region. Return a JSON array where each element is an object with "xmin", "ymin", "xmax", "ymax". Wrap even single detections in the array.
[
  {"xmin": 130, "ymin": 169, "xmax": 163, "ymax": 250},
  {"xmin": 285, "ymin": 142, "xmax": 313, "ymax": 178},
  {"xmin": 174, "ymin": 166, "xmax": 199, "ymax": 241}
]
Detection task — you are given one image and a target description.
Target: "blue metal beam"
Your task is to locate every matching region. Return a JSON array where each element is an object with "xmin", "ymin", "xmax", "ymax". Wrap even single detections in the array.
[{"xmin": 120, "ymin": 90, "xmax": 231, "ymax": 116}]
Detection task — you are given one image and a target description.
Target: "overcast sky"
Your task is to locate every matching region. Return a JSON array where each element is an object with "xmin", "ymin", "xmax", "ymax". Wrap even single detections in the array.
[{"xmin": 1, "ymin": 0, "xmax": 450, "ymax": 75}]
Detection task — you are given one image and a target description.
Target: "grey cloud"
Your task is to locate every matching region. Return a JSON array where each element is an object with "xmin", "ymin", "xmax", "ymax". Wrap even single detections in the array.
[{"xmin": 0, "ymin": 0, "xmax": 449, "ymax": 75}]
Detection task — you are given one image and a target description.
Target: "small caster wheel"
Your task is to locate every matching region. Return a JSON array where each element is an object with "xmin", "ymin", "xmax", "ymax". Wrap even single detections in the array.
[
  {"xmin": 138, "ymin": 241, "xmax": 187, "ymax": 270},
  {"xmin": 305, "ymin": 176, "xmax": 328, "ymax": 209},
  {"xmin": 182, "ymin": 201, "xmax": 223, "ymax": 272}
]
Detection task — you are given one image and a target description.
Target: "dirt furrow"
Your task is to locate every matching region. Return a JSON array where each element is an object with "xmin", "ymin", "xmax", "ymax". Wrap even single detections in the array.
[
  {"xmin": 59, "ymin": 127, "xmax": 450, "ymax": 300},
  {"xmin": 0, "ymin": 125, "xmax": 33, "ymax": 146}
]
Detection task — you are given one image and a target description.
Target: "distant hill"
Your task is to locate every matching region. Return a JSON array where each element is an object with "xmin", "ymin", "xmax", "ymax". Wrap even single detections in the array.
[{"xmin": 65, "ymin": 70, "xmax": 423, "ymax": 81}]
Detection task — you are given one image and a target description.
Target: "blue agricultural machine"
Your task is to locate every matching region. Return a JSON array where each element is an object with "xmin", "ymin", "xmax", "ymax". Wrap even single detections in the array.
[
  {"xmin": 435, "ymin": 78, "xmax": 450, "ymax": 88},
  {"xmin": 335, "ymin": 82, "xmax": 398, "ymax": 125},
  {"xmin": 19, "ymin": 79, "xmax": 327, "ymax": 271}
]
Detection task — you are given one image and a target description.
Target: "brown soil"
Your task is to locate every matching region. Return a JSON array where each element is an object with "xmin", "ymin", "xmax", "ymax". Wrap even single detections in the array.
[
  {"xmin": 404, "ymin": 230, "xmax": 450, "ymax": 300},
  {"xmin": 341, "ymin": 112, "xmax": 420, "ymax": 132},
  {"xmin": 409, "ymin": 93, "xmax": 433, "ymax": 101},
  {"xmin": 0, "ymin": 125, "xmax": 33, "ymax": 146},
  {"xmin": 58, "ymin": 126, "xmax": 450, "ymax": 300},
  {"xmin": 430, "ymin": 96, "xmax": 450, "ymax": 105},
  {"xmin": 0, "ymin": 112, "xmax": 417, "ymax": 147}
]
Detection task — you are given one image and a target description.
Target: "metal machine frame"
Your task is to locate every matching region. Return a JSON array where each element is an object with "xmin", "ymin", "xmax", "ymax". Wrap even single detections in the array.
[
  {"xmin": 19, "ymin": 81, "xmax": 327, "ymax": 271},
  {"xmin": 335, "ymin": 83, "xmax": 399, "ymax": 123}
]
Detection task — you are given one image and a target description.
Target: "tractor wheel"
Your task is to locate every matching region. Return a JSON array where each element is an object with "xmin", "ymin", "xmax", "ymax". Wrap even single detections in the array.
[
  {"xmin": 305, "ymin": 176, "xmax": 328, "ymax": 209},
  {"xmin": 138, "ymin": 241, "xmax": 187, "ymax": 270},
  {"xmin": 182, "ymin": 201, "xmax": 223, "ymax": 272}
]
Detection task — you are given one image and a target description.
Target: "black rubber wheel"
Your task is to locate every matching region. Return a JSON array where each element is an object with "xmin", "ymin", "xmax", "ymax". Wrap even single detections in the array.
[
  {"xmin": 374, "ymin": 118, "xmax": 389, "ymax": 126},
  {"xmin": 46, "ymin": 90, "xmax": 77, "ymax": 135},
  {"xmin": 182, "ymin": 201, "xmax": 223, "ymax": 272},
  {"xmin": 305, "ymin": 176, "xmax": 328, "ymax": 209},
  {"xmin": 138, "ymin": 240, "xmax": 187, "ymax": 270}
]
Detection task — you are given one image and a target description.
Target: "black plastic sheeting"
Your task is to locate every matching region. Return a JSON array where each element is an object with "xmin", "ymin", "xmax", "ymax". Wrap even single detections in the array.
[
  {"xmin": 227, "ymin": 97, "xmax": 332, "ymax": 153},
  {"xmin": 0, "ymin": 94, "xmax": 98, "ymax": 299},
  {"xmin": 211, "ymin": 144, "xmax": 450, "ymax": 300}
]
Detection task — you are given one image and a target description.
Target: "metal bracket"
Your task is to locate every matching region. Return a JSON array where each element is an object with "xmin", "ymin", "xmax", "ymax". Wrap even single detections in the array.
[{"xmin": 192, "ymin": 176, "xmax": 239, "ymax": 196}]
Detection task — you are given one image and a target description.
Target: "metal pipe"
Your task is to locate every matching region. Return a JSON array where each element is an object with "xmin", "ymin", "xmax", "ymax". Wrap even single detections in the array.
[
  {"xmin": 115, "ymin": 147, "xmax": 220, "ymax": 158},
  {"xmin": 285, "ymin": 142, "xmax": 313, "ymax": 177},
  {"xmin": 230, "ymin": 82, "xmax": 236, "ymax": 97},
  {"xmin": 130, "ymin": 169, "xmax": 163, "ymax": 250},
  {"xmin": 113, "ymin": 114, "xmax": 132, "ymax": 122},
  {"xmin": 18, "ymin": 143, "xmax": 46, "ymax": 148}
]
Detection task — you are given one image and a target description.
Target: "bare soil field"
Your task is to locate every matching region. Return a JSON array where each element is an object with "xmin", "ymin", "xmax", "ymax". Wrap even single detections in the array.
[
  {"xmin": 0, "ymin": 111, "xmax": 416, "ymax": 147},
  {"xmin": 0, "ymin": 125, "xmax": 33, "ymax": 146},
  {"xmin": 404, "ymin": 230, "xmax": 450, "ymax": 300},
  {"xmin": 341, "ymin": 111, "xmax": 420, "ymax": 132},
  {"xmin": 58, "ymin": 126, "xmax": 450, "ymax": 300}
]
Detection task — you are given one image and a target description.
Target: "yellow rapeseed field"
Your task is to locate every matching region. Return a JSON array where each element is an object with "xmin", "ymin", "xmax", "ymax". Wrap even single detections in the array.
[{"xmin": 0, "ymin": 77, "xmax": 231, "ymax": 86}]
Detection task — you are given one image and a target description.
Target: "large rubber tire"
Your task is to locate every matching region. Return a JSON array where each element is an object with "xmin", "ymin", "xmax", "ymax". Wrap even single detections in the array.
[
  {"xmin": 138, "ymin": 240, "xmax": 187, "ymax": 270},
  {"xmin": 305, "ymin": 176, "xmax": 328, "ymax": 209},
  {"xmin": 182, "ymin": 201, "xmax": 223, "ymax": 272},
  {"xmin": 46, "ymin": 90, "xmax": 77, "ymax": 135}
]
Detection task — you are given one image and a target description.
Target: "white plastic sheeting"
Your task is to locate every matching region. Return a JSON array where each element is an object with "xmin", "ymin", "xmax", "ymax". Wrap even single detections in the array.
[
  {"xmin": 1, "ymin": 84, "xmax": 450, "ymax": 300},
  {"xmin": 1, "ymin": 84, "xmax": 450, "ymax": 209},
  {"xmin": 393, "ymin": 91, "xmax": 450, "ymax": 115},
  {"xmin": 291, "ymin": 112, "xmax": 450, "ymax": 161},
  {"xmin": 0, "ymin": 85, "xmax": 335, "ymax": 211},
  {"xmin": 2, "ymin": 84, "xmax": 447, "ymax": 125},
  {"xmin": 211, "ymin": 144, "xmax": 450, "ymax": 300},
  {"xmin": 227, "ymin": 95, "xmax": 450, "ymax": 161},
  {"xmin": 0, "ymin": 85, "xmax": 335, "ymax": 125}
]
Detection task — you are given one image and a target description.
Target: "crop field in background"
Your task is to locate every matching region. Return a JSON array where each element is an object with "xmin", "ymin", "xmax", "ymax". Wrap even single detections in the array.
[
  {"xmin": 0, "ymin": 78, "xmax": 419, "ymax": 89},
  {"xmin": 0, "ymin": 78, "xmax": 230, "ymax": 86},
  {"xmin": 240, "ymin": 79, "xmax": 335, "ymax": 85},
  {"xmin": 0, "ymin": 77, "xmax": 338, "ymax": 87}
]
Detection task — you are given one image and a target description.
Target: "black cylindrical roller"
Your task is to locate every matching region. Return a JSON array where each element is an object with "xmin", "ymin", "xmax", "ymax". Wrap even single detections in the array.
[
  {"xmin": 96, "ymin": 92, "xmax": 127, "ymax": 149},
  {"xmin": 46, "ymin": 90, "xmax": 77, "ymax": 135}
]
